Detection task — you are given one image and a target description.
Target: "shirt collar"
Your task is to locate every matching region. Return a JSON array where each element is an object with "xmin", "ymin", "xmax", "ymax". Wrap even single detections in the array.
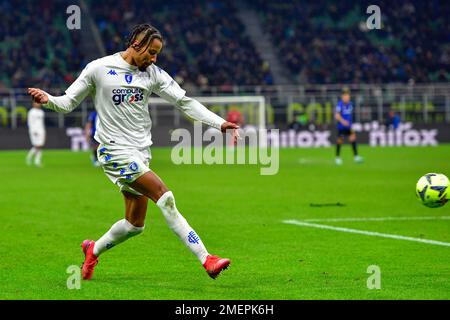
[{"xmin": 115, "ymin": 52, "xmax": 139, "ymax": 71}]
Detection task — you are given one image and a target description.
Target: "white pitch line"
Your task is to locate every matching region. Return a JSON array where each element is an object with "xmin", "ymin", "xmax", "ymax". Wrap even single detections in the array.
[
  {"xmin": 304, "ymin": 216, "xmax": 450, "ymax": 223},
  {"xmin": 283, "ymin": 219, "xmax": 450, "ymax": 247}
]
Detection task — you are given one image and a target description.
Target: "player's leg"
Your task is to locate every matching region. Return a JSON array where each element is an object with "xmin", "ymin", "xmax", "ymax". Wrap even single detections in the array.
[
  {"xmin": 349, "ymin": 132, "xmax": 363, "ymax": 163},
  {"xmin": 26, "ymin": 146, "xmax": 36, "ymax": 165},
  {"xmin": 81, "ymin": 192, "xmax": 147, "ymax": 280},
  {"xmin": 130, "ymin": 171, "xmax": 230, "ymax": 278},
  {"xmin": 34, "ymin": 146, "xmax": 43, "ymax": 166},
  {"xmin": 335, "ymin": 131, "xmax": 344, "ymax": 165},
  {"xmin": 27, "ymin": 132, "xmax": 40, "ymax": 165},
  {"xmin": 124, "ymin": 191, "xmax": 148, "ymax": 226},
  {"xmin": 31, "ymin": 132, "xmax": 45, "ymax": 167},
  {"xmin": 93, "ymin": 192, "xmax": 147, "ymax": 256},
  {"xmin": 130, "ymin": 171, "xmax": 209, "ymax": 262}
]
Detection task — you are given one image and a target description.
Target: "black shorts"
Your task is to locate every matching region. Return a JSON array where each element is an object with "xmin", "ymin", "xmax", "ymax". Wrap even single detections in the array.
[{"xmin": 337, "ymin": 128, "xmax": 354, "ymax": 137}]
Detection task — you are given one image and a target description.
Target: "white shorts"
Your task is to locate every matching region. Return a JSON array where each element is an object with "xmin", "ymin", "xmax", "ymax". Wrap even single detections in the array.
[
  {"xmin": 97, "ymin": 144, "xmax": 151, "ymax": 195},
  {"xmin": 29, "ymin": 130, "xmax": 46, "ymax": 147}
]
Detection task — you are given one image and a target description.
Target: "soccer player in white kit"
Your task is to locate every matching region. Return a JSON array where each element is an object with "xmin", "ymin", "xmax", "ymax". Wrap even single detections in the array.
[
  {"xmin": 26, "ymin": 101, "xmax": 46, "ymax": 167},
  {"xmin": 28, "ymin": 24, "xmax": 239, "ymax": 280}
]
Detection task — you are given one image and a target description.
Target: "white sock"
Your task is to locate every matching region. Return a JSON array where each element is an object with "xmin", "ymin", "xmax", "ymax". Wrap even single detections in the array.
[
  {"xmin": 34, "ymin": 150, "xmax": 42, "ymax": 165},
  {"xmin": 93, "ymin": 219, "xmax": 144, "ymax": 256},
  {"xmin": 26, "ymin": 147, "xmax": 36, "ymax": 164},
  {"xmin": 156, "ymin": 191, "xmax": 209, "ymax": 264}
]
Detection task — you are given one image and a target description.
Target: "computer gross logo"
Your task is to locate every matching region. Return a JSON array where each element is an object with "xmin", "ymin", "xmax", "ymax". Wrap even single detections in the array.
[{"xmin": 111, "ymin": 88, "xmax": 144, "ymax": 105}]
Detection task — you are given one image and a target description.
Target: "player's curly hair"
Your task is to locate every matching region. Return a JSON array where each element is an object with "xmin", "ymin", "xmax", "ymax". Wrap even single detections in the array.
[{"xmin": 126, "ymin": 23, "xmax": 163, "ymax": 51}]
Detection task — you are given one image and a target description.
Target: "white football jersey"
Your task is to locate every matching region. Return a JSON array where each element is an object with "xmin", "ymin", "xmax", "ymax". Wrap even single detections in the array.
[
  {"xmin": 44, "ymin": 52, "xmax": 225, "ymax": 148},
  {"xmin": 27, "ymin": 108, "xmax": 45, "ymax": 132}
]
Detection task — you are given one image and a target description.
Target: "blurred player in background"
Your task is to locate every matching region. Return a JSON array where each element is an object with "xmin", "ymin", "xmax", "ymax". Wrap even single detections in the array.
[
  {"xmin": 386, "ymin": 109, "xmax": 401, "ymax": 130},
  {"xmin": 226, "ymin": 107, "xmax": 244, "ymax": 145},
  {"xmin": 28, "ymin": 23, "xmax": 239, "ymax": 281},
  {"xmin": 226, "ymin": 107, "xmax": 244, "ymax": 126},
  {"xmin": 335, "ymin": 88, "xmax": 363, "ymax": 165},
  {"xmin": 85, "ymin": 110, "xmax": 100, "ymax": 166},
  {"xmin": 26, "ymin": 101, "xmax": 45, "ymax": 167}
]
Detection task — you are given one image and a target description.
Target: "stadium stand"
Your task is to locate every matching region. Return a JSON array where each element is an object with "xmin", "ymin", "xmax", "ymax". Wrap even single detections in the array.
[
  {"xmin": 0, "ymin": 0, "xmax": 86, "ymax": 89},
  {"xmin": 248, "ymin": 0, "xmax": 450, "ymax": 84},
  {"xmin": 90, "ymin": 0, "xmax": 273, "ymax": 88},
  {"xmin": 1, "ymin": 0, "xmax": 448, "ymax": 90}
]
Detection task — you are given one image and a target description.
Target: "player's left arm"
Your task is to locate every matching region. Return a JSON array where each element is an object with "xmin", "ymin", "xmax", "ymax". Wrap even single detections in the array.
[
  {"xmin": 28, "ymin": 62, "xmax": 96, "ymax": 114},
  {"xmin": 176, "ymin": 96, "xmax": 239, "ymax": 133},
  {"xmin": 153, "ymin": 67, "xmax": 239, "ymax": 135}
]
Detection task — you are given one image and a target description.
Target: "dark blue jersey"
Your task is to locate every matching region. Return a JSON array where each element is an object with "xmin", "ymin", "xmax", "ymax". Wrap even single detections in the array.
[
  {"xmin": 87, "ymin": 111, "xmax": 97, "ymax": 137},
  {"xmin": 336, "ymin": 100, "xmax": 353, "ymax": 130}
]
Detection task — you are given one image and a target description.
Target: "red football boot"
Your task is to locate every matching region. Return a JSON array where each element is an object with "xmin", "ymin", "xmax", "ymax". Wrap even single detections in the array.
[
  {"xmin": 81, "ymin": 240, "xmax": 99, "ymax": 280},
  {"xmin": 203, "ymin": 255, "xmax": 231, "ymax": 279}
]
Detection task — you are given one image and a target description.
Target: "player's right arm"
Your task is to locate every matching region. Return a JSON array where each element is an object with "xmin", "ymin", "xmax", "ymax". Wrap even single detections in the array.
[
  {"xmin": 152, "ymin": 66, "xmax": 240, "ymax": 135},
  {"xmin": 335, "ymin": 104, "xmax": 349, "ymax": 127},
  {"xmin": 335, "ymin": 113, "xmax": 349, "ymax": 127},
  {"xmin": 28, "ymin": 62, "xmax": 96, "ymax": 113}
]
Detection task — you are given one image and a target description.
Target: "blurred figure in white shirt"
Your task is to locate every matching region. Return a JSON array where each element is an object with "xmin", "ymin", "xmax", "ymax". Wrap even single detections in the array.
[{"xmin": 26, "ymin": 101, "xmax": 46, "ymax": 167}]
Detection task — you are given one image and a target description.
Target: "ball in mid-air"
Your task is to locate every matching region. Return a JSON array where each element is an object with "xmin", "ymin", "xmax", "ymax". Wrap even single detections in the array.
[{"xmin": 416, "ymin": 173, "xmax": 449, "ymax": 208}]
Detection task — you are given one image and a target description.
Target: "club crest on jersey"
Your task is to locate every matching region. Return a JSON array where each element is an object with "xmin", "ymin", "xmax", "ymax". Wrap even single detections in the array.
[
  {"xmin": 129, "ymin": 162, "xmax": 138, "ymax": 172},
  {"xmin": 125, "ymin": 73, "xmax": 133, "ymax": 84}
]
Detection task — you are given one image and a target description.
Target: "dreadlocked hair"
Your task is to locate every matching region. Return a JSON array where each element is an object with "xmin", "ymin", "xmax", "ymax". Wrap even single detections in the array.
[{"xmin": 126, "ymin": 23, "xmax": 163, "ymax": 51}]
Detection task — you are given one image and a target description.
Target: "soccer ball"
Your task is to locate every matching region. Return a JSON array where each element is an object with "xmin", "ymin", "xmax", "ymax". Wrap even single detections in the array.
[{"xmin": 416, "ymin": 173, "xmax": 449, "ymax": 208}]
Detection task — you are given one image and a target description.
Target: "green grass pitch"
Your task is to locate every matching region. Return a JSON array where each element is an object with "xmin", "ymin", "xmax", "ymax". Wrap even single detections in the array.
[{"xmin": 0, "ymin": 145, "xmax": 449, "ymax": 300}]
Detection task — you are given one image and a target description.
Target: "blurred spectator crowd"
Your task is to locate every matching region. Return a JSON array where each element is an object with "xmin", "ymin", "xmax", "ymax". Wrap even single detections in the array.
[
  {"xmin": 0, "ymin": 0, "xmax": 86, "ymax": 89},
  {"xmin": 90, "ymin": 0, "xmax": 273, "ymax": 89},
  {"xmin": 0, "ymin": 0, "xmax": 448, "ymax": 90},
  {"xmin": 251, "ymin": 0, "xmax": 450, "ymax": 84}
]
